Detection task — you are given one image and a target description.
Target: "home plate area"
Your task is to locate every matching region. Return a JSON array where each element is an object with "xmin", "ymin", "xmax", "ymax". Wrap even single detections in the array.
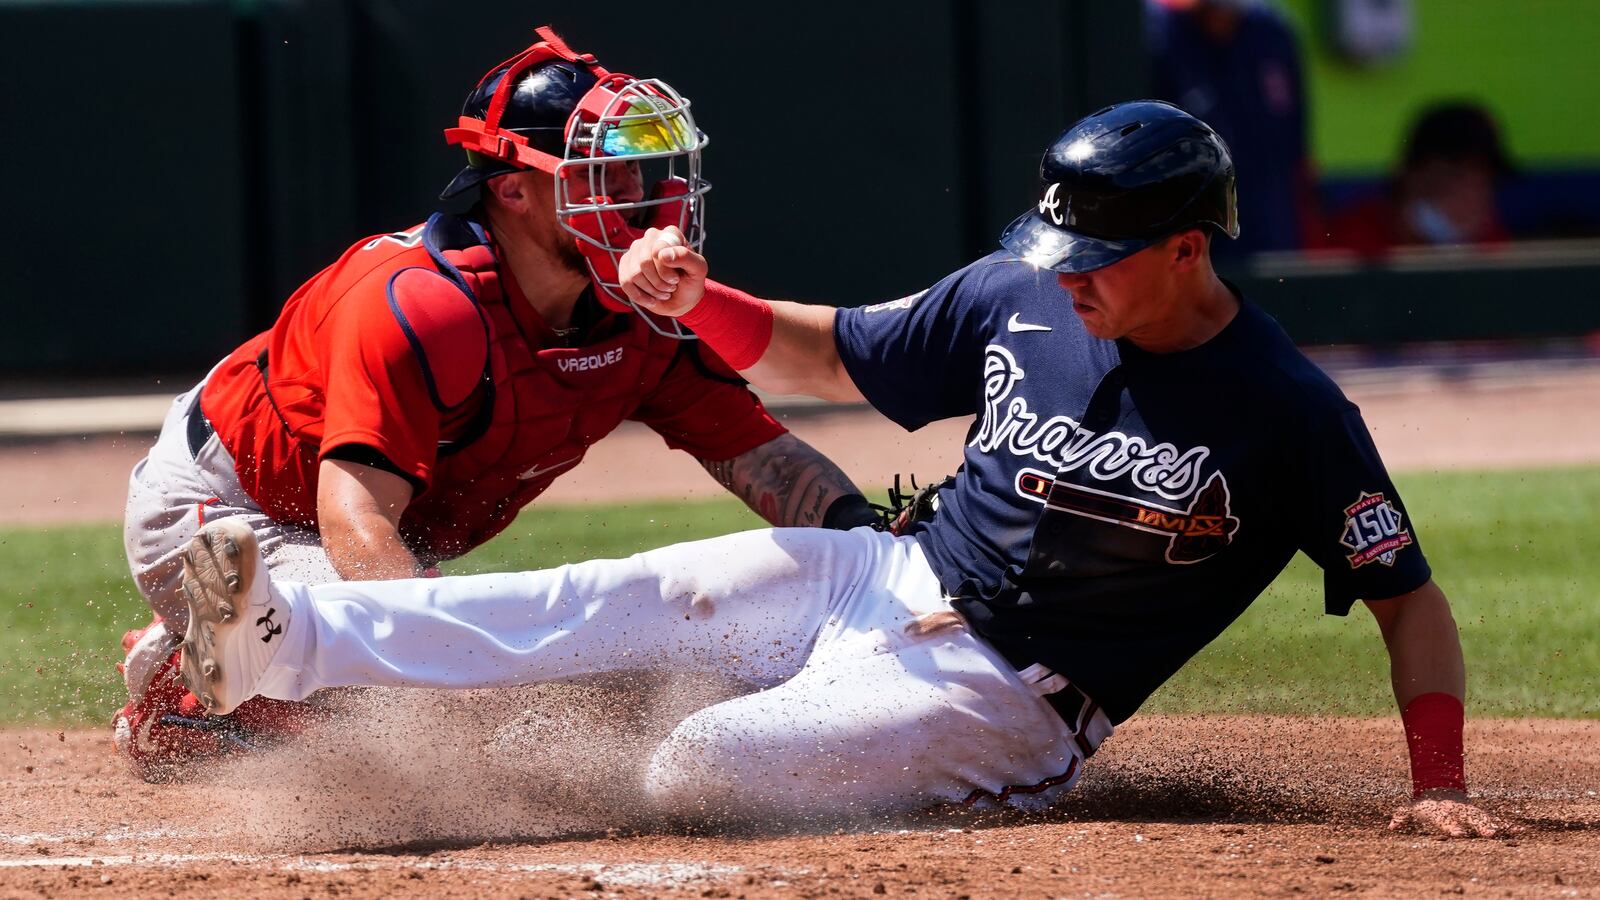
[{"xmin": 1, "ymin": 710, "xmax": 1595, "ymax": 898}]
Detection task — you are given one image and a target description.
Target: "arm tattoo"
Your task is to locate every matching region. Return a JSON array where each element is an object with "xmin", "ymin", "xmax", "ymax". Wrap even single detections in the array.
[{"xmin": 698, "ymin": 433, "xmax": 861, "ymax": 528}]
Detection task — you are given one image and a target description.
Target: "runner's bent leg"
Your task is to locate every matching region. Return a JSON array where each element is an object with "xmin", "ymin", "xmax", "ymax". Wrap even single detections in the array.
[{"xmin": 642, "ymin": 534, "xmax": 1089, "ymax": 822}]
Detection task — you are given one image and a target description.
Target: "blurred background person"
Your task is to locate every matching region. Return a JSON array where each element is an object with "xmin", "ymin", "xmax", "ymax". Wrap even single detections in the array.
[
  {"xmin": 1323, "ymin": 101, "xmax": 1514, "ymax": 256},
  {"xmin": 1147, "ymin": 0, "xmax": 1319, "ymax": 258}
]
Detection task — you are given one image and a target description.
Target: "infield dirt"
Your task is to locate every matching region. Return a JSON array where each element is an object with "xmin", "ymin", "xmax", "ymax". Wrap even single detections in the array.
[
  {"xmin": 2, "ymin": 369, "xmax": 1597, "ymax": 896},
  {"xmin": 0, "ymin": 715, "xmax": 1595, "ymax": 898}
]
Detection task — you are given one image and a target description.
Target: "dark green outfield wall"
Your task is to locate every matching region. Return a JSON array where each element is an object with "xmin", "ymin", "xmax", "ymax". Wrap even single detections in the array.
[
  {"xmin": 0, "ymin": 0, "xmax": 1144, "ymax": 373},
  {"xmin": 1, "ymin": 1, "xmax": 1596, "ymax": 375},
  {"xmin": 0, "ymin": 1, "xmax": 249, "ymax": 372}
]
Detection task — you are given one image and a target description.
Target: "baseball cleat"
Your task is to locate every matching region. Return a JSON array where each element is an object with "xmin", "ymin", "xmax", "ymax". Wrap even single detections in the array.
[
  {"xmin": 177, "ymin": 519, "xmax": 288, "ymax": 716},
  {"xmin": 113, "ymin": 618, "xmax": 329, "ymax": 781}
]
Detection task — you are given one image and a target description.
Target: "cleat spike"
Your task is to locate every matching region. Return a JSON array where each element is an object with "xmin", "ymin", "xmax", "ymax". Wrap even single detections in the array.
[
  {"xmin": 224, "ymin": 572, "xmax": 241, "ymax": 591},
  {"xmin": 202, "ymin": 660, "xmax": 218, "ymax": 678},
  {"xmin": 223, "ymin": 537, "xmax": 240, "ymax": 558},
  {"xmin": 219, "ymin": 602, "xmax": 235, "ymax": 621}
]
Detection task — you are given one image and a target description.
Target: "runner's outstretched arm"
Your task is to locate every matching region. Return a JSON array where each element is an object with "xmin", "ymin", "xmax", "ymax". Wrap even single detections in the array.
[{"xmin": 617, "ymin": 226, "xmax": 863, "ymax": 402}]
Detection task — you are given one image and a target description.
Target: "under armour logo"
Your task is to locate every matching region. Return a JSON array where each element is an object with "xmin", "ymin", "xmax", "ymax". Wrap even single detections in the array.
[
  {"xmin": 1039, "ymin": 183, "xmax": 1066, "ymax": 225},
  {"xmin": 256, "ymin": 608, "xmax": 282, "ymax": 643}
]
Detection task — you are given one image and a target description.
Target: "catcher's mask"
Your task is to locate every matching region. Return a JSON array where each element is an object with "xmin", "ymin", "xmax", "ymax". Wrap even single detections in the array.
[{"xmin": 442, "ymin": 26, "xmax": 709, "ymax": 339}]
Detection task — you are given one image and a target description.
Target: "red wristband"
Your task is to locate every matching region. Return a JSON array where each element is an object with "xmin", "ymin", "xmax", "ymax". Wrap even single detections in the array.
[
  {"xmin": 678, "ymin": 282, "xmax": 774, "ymax": 370},
  {"xmin": 1401, "ymin": 692, "xmax": 1466, "ymax": 798}
]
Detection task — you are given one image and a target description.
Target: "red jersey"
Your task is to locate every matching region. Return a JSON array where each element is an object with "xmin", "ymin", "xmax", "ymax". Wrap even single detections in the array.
[{"xmin": 200, "ymin": 213, "xmax": 784, "ymax": 558}]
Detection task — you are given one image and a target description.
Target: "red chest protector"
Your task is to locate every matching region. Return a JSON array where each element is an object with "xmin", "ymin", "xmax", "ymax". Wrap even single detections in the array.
[{"xmin": 395, "ymin": 212, "xmax": 680, "ymax": 558}]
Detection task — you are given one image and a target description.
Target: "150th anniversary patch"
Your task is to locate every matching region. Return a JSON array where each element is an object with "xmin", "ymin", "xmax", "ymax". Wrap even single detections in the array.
[{"xmin": 1339, "ymin": 491, "xmax": 1413, "ymax": 568}]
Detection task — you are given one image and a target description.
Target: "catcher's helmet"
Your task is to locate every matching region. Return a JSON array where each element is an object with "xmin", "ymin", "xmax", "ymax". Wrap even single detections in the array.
[
  {"xmin": 1000, "ymin": 100, "xmax": 1239, "ymax": 273},
  {"xmin": 441, "ymin": 26, "xmax": 709, "ymax": 338},
  {"xmin": 438, "ymin": 59, "xmax": 600, "ymax": 200}
]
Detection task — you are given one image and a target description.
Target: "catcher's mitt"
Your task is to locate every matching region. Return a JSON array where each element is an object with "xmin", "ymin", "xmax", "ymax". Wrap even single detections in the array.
[{"xmin": 877, "ymin": 474, "xmax": 955, "ymax": 535}]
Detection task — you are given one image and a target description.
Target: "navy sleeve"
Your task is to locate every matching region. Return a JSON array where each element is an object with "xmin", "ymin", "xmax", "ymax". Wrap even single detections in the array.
[
  {"xmin": 1294, "ymin": 406, "xmax": 1432, "ymax": 615},
  {"xmin": 832, "ymin": 264, "xmax": 990, "ymax": 431}
]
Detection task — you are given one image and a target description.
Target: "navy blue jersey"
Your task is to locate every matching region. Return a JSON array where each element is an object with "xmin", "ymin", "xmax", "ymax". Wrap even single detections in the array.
[{"xmin": 834, "ymin": 252, "xmax": 1430, "ymax": 722}]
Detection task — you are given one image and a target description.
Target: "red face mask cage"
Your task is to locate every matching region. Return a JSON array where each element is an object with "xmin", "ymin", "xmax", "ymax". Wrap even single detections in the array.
[{"xmin": 442, "ymin": 27, "xmax": 710, "ymax": 340}]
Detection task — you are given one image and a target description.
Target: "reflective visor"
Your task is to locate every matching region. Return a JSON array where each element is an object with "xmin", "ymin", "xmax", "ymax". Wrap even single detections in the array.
[
  {"xmin": 998, "ymin": 209, "xmax": 1148, "ymax": 274},
  {"xmin": 597, "ymin": 100, "xmax": 697, "ymax": 156}
]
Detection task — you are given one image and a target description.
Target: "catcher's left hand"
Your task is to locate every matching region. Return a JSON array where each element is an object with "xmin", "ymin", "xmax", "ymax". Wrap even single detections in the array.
[{"xmin": 1388, "ymin": 791, "xmax": 1517, "ymax": 838}]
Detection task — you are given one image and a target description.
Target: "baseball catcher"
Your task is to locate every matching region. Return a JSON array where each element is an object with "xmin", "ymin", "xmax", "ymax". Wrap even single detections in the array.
[{"xmin": 112, "ymin": 27, "xmax": 877, "ymax": 781}]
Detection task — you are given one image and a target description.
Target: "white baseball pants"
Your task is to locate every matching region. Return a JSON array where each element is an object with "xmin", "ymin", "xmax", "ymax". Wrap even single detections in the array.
[{"xmin": 251, "ymin": 526, "xmax": 1109, "ymax": 821}]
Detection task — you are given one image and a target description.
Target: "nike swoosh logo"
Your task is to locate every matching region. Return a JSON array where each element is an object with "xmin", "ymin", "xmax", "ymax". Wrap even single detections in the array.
[
  {"xmin": 1007, "ymin": 313, "xmax": 1052, "ymax": 333},
  {"xmin": 517, "ymin": 455, "xmax": 582, "ymax": 481}
]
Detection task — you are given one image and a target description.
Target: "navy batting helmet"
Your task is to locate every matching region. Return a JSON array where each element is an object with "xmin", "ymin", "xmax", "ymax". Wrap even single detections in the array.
[{"xmin": 1000, "ymin": 100, "xmax": 1240, "ymax": 273}]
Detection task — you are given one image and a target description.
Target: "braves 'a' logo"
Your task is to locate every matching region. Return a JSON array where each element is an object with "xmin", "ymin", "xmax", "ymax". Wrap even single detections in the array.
[{"xmin": 1039, "ymin": 183, "xmax": 1066, "ymax": 225}]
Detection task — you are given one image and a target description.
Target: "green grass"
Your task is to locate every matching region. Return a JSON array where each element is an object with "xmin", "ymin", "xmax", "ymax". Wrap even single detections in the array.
[
  {"xmin": 1148, "ymin": 467, "xmax": 1600, "ymax": 718},
  {"xmin": 1, "ymin": 469, "xmax": 1595, "ymax": 725}
]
